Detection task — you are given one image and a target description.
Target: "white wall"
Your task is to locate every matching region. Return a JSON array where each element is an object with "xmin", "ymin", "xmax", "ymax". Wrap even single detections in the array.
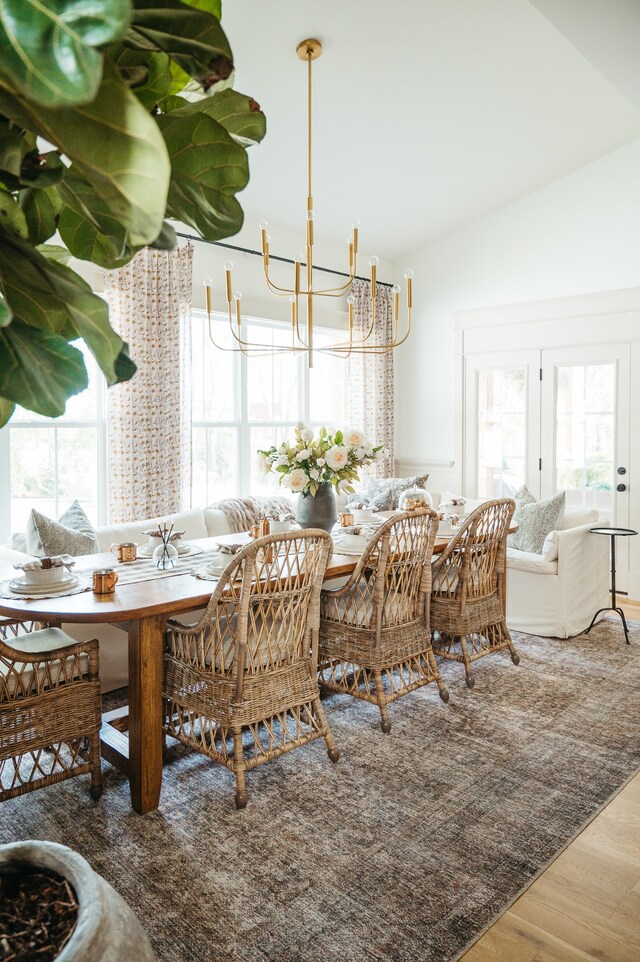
[{"xmin": 394, "ymin": 137, "xmax": 640, "ymax": 470}]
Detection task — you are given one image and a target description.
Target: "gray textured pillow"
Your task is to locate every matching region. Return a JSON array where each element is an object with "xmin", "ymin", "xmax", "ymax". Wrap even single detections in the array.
[
  {"xmin": 26, "ymin": 500, "xmax": 99, "ymax": 557},
  {"xmin": 364, "ymin": 474, "xmax": 430, "ymax": 511},
  {"xmin": 508, "ymin": 490, "xmax": 566, "ymax": 554},
  {"xmin": 506, "ymin": 484, "xmax": 536, "ymax": 547}
]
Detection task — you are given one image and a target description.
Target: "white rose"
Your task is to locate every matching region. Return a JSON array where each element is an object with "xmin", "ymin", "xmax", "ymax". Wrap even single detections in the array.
[
  {"xmin": 301, "ymin": 428, "xmax": 314, "ymax": 443},
  {"xmin": 287, "ymin": 468, "xmax": 309, "ymax": 492},
  {"xmin": 374, "ymin": 448, "xmax": 385, "ymax": 463},
  {"xmin": 325, "ymin": 444, "xmax": 349, "ymax": 471},
  {"xmin": 278, "ymin": 445, "xmax": 287, "ymax": 455},
  {"xmin": 316, "ymin": 457, "xmax": 326, "ymax": 467},
  {"xmin": 296, "ymin": 449, "xmax": 311, "ymax": 462},
  {"xmin": 275, "ymin": 455, "xmax": 290, "ymax": 467},
  {"xmin": 343, "ymin": 428, "xmax": 365, "ymax": 449},
  {"xmin": 363, "ymin": 442, "xmax": 373, "ymax": 456},
  {"xmin": 295, "ymin": 421, "xmax": 305, "ymax": 432},
  {"xmin": 309, "ymin": 467, "xmax": 320, "ymax": 480},
  {"xmin": 354, "ymin": 447, "xmax": 365, "ymax": 461}
]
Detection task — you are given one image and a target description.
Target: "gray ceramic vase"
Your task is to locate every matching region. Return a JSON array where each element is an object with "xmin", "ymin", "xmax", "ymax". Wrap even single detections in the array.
[
  {"xmin": 296, "ymin": 482, "xmax": 338, "ymax": 532},
  {"xmin": 0, "ymin": 841, "xmax": 156, "ymax": 962}
]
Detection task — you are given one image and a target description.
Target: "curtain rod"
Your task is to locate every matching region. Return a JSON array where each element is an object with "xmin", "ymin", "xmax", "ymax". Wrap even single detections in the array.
[{"xmin": 175, "ymin": 231, "xmax": 394, "ymax": 288}]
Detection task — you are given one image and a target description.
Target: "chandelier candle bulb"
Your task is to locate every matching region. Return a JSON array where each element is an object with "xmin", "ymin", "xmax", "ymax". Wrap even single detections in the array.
[
  {"xmin": 224, "ymin": 261, "xmax": 233, "ymax": 303},
  {"xmin": 352, "ymin": 221, "xmax": 359, "ymax": 254},
  {"xmin": 369, "ymin": 255, "xmax": 379, "ymax": 299},
  {"xmin": 404, "ymin": 269, "xmax": 414, "ymax": 309},
  {"xmin": 392, "ymin": 284, "xmax": 401, "ymax": 322}
]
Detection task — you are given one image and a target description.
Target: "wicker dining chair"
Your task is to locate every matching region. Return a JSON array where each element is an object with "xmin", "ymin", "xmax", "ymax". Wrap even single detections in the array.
[
  {"xmin": 0, "ymin": 625, "xmax": 103, "ymax": 803},
  {"xmin": 163, "ymin": 529, "xmax": 338, "ymax": 809},
  {"xmin": 430, "ymin": 498, "xmax": 519, "ymax": 688},
  {"xmin": 318, "ymin": 508, "xmax": 448, "ymax": 733}
]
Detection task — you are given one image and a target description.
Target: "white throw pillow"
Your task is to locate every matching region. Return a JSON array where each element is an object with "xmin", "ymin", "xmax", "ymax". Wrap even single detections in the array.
[
  {"xmin": 26, "ymin": 500, "xmax": 99, "ymax": 557},
  {"xmin": 541, "ymin": 529, "xmax": 560, "ymax": 562},
  {"xmin": 509, "ymin": 490, "xmax": 566, "ymax": 555}
]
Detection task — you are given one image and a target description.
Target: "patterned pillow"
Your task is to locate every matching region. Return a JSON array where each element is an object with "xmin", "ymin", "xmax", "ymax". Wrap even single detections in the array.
[
  {"xmin": 506, "ymin": 485, "xmax": 536, "ymax": 547},
  {"xmin": 363, "ymin": 474, "xmax": 430, "ymax": 511},
  {"xmin": 26, "ymin": 500, "xmax": 99, "ymax": 557},
  {"xmin": 509, "ymin": 490, "xmax": 566, "ymax": 554}
]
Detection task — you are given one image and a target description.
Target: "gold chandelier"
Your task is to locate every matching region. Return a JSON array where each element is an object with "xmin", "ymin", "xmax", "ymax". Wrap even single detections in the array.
[{"xmin": 203, "ymin": 38, "xmax": 413, "ymax": 367}]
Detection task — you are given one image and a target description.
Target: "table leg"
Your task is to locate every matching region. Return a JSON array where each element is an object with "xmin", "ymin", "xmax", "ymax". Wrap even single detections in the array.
[{"xmin": 128, "ymin": 614, "xmax": 165, "ymax": 814}]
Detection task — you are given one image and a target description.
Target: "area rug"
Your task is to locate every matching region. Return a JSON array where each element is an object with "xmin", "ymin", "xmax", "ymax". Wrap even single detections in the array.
[{"xmin": 2, "ymin": 618, "xmax": 639, "ymax": 962}]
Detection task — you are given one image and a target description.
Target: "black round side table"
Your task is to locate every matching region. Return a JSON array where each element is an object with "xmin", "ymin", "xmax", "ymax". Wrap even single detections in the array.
[{"xmin": 585, "ymin": 526, "xmax": 638, "ymax": 645}]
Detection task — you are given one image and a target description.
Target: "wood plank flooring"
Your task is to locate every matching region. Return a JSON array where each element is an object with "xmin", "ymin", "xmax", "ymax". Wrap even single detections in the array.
[{"xmin": 459, "ymin": 602, "xmax": 640, "ymax": 962}]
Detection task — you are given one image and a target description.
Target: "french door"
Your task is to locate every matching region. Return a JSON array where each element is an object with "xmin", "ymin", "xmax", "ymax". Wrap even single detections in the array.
[{"xmin": 465, "ymin": 343, "xmax": 631, "ymax": 586}]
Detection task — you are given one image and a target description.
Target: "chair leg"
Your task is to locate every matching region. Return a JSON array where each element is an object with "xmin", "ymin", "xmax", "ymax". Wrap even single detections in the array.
[
  {"xmin": 88, "ymin": 732, "xmax": 103, "ymax": 800},
  {"xmin": 313, "ymin": 697, "xmax": 340, "ymax": 763},
  {"xmin": 459, "ymin": 636, "xmax": 475, "ymax": 688},
  {"xmin": 373, "ymin": 670, "xmax": 392, "ymax": 733},
  {"xmin": 503, "ymin": 623, "xmax": 520, "ymax": 665},
  {"xmin": 232, "ymin": 727, "xmax": 248, "ymax": 809},
  {"xmin": 426, "ymin": 649, "xmax": 450, "ymax": 703}
]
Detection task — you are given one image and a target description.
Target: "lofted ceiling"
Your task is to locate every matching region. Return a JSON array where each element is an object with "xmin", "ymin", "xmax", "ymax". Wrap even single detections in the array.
[{"xmin": 219, "ymin": 0, "xmax": 640, "ymax": 262}]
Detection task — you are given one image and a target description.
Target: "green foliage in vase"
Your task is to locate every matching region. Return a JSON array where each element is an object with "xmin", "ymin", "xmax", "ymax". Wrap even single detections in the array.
[{"xmin": 0, "ymin": 0, "xmax": 266, "ymax": 425}]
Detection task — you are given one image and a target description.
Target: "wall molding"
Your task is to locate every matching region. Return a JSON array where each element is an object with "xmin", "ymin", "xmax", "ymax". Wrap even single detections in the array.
[{"xmin": 453, "ymin": 286, "xmax": 640, "ymax": 331}]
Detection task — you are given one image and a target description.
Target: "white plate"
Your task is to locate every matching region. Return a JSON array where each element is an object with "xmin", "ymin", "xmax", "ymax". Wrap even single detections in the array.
[
  {"xmin": 9, "ymin": 574, "xmax": 80, "ymax": 595},
  {"xmin": 10, "ymin": 571, "xmax": 76, "ymax": 590},
  {"xmin": 332, "ymin": 538, "xmax": 368, "ymax": 556}
]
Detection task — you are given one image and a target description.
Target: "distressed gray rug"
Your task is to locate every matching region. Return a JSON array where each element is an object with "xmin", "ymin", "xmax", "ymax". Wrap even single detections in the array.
[{"xmin": 2, "ymin": 618, "xmax": 639, "ymax": 962}]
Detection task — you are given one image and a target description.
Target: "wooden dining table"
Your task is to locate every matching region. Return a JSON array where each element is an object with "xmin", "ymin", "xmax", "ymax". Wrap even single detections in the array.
[{"xmin": 0, "ymin": 532, "xmax": 452, "ymax": 815}]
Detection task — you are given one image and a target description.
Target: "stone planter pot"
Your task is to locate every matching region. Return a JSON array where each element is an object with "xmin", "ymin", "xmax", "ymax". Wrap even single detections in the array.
[
  {"xmin": 0, "ymin": 841, "xmax": 156, "ymax": 962},
  {"xmin": 296, "ymin": 482, "xmax": 338, "ymax": 533}
]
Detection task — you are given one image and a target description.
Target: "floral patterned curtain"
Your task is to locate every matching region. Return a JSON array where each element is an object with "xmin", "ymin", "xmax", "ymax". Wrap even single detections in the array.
[
  {"xmin": 348, "ymin": 278, "xmax": 395, "ymax": 477},
  {"xmin": 104, "ymin": 244, "xmax": 193, "ymax": 523}
]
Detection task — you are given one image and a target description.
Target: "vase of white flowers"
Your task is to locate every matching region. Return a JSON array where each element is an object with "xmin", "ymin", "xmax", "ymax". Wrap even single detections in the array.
[{"xmin": 257, "ymin": 425, "xmax": 383, "ymax": 532}]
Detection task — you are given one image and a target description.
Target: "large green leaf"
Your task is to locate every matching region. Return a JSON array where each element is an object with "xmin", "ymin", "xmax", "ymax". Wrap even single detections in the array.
[
  {"xmin": 0, "ymin": 65, "xmax": 171, "ymax": 249},
  {"xmin": 109, "ymin": 46, "xmax": 174, "ymax": 110},
  {"xmin": 204, "ymin": 89, "xmax": 266, "ymax": 146},
  {"xmin": 0, "ymin": 122, "xmax": 27, "ymax": 177},
  {"xmin": 0, "ymin": 232, "xmax": 136, "ymax": 385},
  {"xmin": 128, "ymin": 0, "xmax": 232, "ymax": 84},
  {"xmin": 0, "ymin": 290, "xmax": 11, "ymax": 326},
  {"xmin": 0, "ymin": 396, "xmax": 15, "ymax": 427},
  {"xmin": 158, "ymin": 99, "xmax": 253, "ymax": 239},
  {"xmin": 0, "ymin": 187, "xmax": 28, "ymax": 239},
  {"xmin": 0, "ymin": 0, "xmax": 131, "ymax": 107},
  {"xmin": 57, "ymin": 168, "xmax": 132, "ymax": 269},
  {"xmin": 181, "ymin": 0, "xmax": 221, "ymax": 17},
  {"xmin": 20, "ymin": 185, "xmax": 62, "ymax": 245},
  {"xmin": 0, "ymin": 318, "xmax": 88, "ymax": 417}
]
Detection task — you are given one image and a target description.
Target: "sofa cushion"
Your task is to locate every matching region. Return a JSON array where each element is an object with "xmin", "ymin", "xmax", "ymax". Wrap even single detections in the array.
[
  {"xmin": 26, "ymin": 501, "xmax": 99, "ymax": 558},
  {"xmin": 542, "ymin": 530, "xmax": 559, "ymax": 562},
  {"xmin": 506, "ymin": 547, "xmax": 558, "ymax": 575},
  {"xmin": 95, "ymin": 507, "xmax": 208, "ymax": 552},
  {"xmin": 561, "ymin": 508, "xmax": 599, "ymax": 530},
  {"xmin": 203, "ymin": 508, "xmax": 233, "ymax": 537},
  {"xmin": 0, "ymin": 545, "xmax": 36, "ymax": 568},
  {"xmin": 355, "ymin": 474, "xmax": 430, "ymax": 512}
]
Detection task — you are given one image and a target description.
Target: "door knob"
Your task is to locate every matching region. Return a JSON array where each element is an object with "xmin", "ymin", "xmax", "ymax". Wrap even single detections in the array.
[
  {"xmin": 617, "ymin": 467, "xmax": 627, "ymax": 475},
  {"xmin": 617, "ymin": 483, "xmax": 627, "ymax": 492}
]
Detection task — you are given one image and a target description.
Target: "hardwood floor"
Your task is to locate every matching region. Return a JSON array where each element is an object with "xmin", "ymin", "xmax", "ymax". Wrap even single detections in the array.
[{"xmin": 460, "ymin": 601, "xmax": 640, "ymax": 962}]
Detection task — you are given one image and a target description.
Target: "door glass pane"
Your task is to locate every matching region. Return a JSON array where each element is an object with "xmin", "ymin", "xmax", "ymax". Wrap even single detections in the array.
[
  {"xmin": 477, "ymin": 368, "xmax": 527, "ymax": 498},
  {"xmin": 555, "ymin": 363, "xmax": 614, "ymax": 521}
]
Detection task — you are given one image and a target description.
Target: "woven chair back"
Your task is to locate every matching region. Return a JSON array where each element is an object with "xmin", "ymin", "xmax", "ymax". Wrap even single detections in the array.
[
  {"xmin": 432, "ymin": 499, "xmax": 515, "ymax": 602},
  {"xmin": 322, "ymin": 509, "xmax": 439, "ymax": 630},
  {"xmin": 167, "ymin": 529, "xmax": 333, "ymax": 679},
  {"xmin": 0, "ymin": 637, "xmax": 91, "ymax": 702}
]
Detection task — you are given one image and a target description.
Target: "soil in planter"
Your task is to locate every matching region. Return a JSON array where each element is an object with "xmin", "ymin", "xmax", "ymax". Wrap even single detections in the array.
[{"xmin": 0, "ymin": 866, "xmax": 78, "ymax": 962}]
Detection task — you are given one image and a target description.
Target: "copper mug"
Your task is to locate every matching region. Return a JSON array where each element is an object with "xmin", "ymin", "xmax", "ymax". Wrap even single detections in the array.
[
  {"xmin": 338, "ymin": 512, "xmax": 354, "ymax": 527},
  {"xmin": 110, "ymin": 542, "xmax": 137, "ymax": 563},
  {"xmin": 93, "ymin": 568, "xmax": 118, "ymax": 594}
]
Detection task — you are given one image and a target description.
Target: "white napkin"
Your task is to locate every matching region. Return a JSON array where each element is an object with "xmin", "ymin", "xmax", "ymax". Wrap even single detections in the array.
[{"xmin": 14, "ymin": 554, "xmax": 76, "ymax": 571}]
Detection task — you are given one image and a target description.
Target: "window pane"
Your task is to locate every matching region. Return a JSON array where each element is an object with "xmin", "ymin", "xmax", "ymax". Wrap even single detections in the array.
[
  {"xmin": 10, "ymin": 428, "xmax": 56, "ymax": 531},
  {"xmin": 191, "ymin": 426, "xmax": 238, "ymax": 504},
  {"xmin": 477, "ymin": 368, "xmax": 527, "ymax": 498},
  {"xmin": 192, "ymin": 313, "xmax": 236, "ymax": 422},
  {"xmin": 246, "ymin": 324, "xmax": 300, "ymax": 421},
  {"xmin": 57, "ymin": 428, "xmax": 98, "ymax": 522},
  {"xmin": 309, "ymin": 330, "xmax": 350, "ymax": 426}
]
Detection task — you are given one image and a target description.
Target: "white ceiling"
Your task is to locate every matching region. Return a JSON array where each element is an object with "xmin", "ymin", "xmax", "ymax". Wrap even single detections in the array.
[{"xmin": 220, "ymin": 0, "xmax": 640, "ymax": 262}]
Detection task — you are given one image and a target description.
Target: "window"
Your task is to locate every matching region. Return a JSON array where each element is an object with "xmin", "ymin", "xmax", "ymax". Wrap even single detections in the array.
[
  {"xmin": 0, "ymin": 343, "xmax": 107, "ymax": 541},
  {"xmin": 191, "ymin": 311, "xmax": 351, "ymax": 504},
  {"xmin": 0, "ymin": 312, "xmax": 351, "ymax": 540}
]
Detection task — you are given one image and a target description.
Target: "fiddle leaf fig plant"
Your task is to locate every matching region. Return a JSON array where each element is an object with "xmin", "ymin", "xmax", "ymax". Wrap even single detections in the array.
[{"xmin": 0, "ymin": 0, "xmax": 266, "ymax": 426}]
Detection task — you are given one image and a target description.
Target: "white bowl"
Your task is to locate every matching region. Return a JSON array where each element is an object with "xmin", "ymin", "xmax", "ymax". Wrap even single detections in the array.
[
  {"xmin": 22, "ymin": 566, "xmax": 70, "ymax": 586},
  {"xmin": 340, "ymin": 534, "xmax": 369, "ymax": 550},
  {"xmin": 351, "ymin": 510, "xmax": 377, "ymax": 524}
]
